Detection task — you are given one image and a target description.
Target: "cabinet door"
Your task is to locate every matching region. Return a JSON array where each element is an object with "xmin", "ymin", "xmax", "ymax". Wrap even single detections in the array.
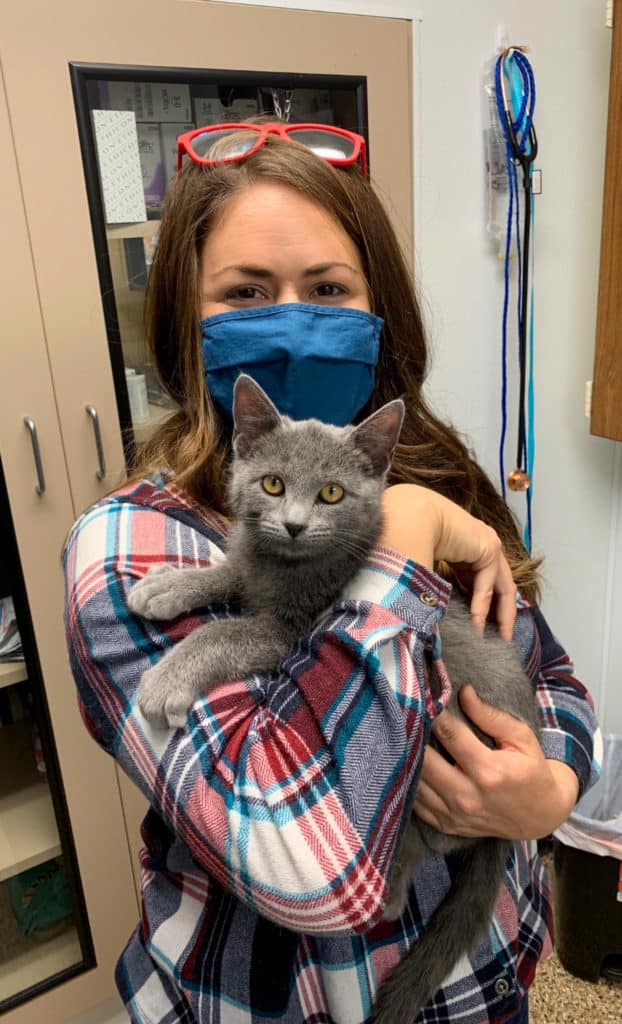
[{"xmin": 0, "ymin": 75, "xmax": 138, "ymax": 1024}]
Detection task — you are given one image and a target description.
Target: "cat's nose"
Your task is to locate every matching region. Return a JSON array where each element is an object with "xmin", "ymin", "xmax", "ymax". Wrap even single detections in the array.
[{"xmin": 285, "ymin": 522, "xmax": 305, "ymax": 538}]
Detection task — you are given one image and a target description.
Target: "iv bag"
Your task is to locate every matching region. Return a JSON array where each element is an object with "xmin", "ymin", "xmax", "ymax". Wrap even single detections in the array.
[{"xmin": 483, "ymin": 58, "xmax": 516, "ymax": 257}]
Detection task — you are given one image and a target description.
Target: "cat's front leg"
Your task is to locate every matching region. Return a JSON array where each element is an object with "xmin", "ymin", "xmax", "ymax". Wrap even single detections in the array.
[
  {"xmin": 128, "ymin": 561, "xmax": 240, "ymax": 621},
  {"xmin": 137, "ymin": 613, "xmax": 291, "ymax": 729}
]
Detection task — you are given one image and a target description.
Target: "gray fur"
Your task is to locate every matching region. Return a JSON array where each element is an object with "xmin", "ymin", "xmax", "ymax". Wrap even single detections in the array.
[
  {"xmin": 128, "ymin": 374, "xmax": 405, "ymax": 728},
  {"xmin": 127, "ymin": 374, "xmax": 538, "ymax": 1021},
  {"xmin": 373, "ymin": 599, "xmax": 539, "ymax": 1023}
]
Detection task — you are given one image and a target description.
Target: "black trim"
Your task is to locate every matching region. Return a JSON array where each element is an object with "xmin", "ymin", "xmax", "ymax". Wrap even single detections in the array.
[{"xmin": 69, "ymin": 64, "xmax": 132, "ymax": 455}]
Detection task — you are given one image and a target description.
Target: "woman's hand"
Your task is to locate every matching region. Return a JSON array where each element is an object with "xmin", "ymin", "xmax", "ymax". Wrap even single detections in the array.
[
  {"xmin": 413, "ymin": 686, "xmax": 580, "ymax": 840},
  {"xmin": 379, "ymin": 483, "xmax": 517, "ymax": 640}
]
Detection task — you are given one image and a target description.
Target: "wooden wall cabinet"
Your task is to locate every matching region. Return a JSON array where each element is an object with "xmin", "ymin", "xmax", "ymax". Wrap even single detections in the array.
[{"xmin": 591, "ymin": 10, "xmax": 622, "ymax": 440}]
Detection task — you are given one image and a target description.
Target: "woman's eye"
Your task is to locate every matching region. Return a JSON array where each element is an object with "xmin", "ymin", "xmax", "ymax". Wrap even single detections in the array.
[
  {"xmin": 225, "ymin": 285, "xmax": 268, "ymax": 302},
  {"xmin": 312, "ymin": 282, "xmax": 347, "ymax": 299},
  {"xmin": 318, "ymin": 483, "xmax": 344, "ymax": 504},
  {"xmin": 262, "ymin": 475, "xmax": 285, "ymax": 496}
]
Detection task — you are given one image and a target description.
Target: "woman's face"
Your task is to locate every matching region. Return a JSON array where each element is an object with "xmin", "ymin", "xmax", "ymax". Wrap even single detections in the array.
[{"xmin": 200, "ymin": 180, "xmax": 370, "ymax": 318}]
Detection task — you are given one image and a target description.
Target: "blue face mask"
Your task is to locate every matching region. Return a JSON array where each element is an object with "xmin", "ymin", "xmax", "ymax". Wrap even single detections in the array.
[{"xmin": 200, "ymin": 302, "xmax": 383, "ymax": 426}]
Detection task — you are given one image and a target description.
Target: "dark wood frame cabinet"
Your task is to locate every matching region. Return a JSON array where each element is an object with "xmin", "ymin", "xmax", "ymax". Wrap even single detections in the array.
[{"xmin": 591, "ymin": 11, "xmax": 622, "ymax": 440}]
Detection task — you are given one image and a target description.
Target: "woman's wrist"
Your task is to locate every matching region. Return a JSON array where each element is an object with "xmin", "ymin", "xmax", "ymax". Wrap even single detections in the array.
[
  {"xmin": 546, "ymin": 759, "xmax": 580, "ymax": 826},
  {"xmin": 379, "ymin": 484, "xmax": 438, "ymax": 569}
]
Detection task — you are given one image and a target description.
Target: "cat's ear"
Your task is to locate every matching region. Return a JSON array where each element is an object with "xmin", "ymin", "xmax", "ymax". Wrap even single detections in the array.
[
  {"xmin": 232, "ymin": 374, "xmax": 281, "ymax": 456},
  {"xmin": 351, "ymin": 399, "xmax": 405, "ymax": 475}
]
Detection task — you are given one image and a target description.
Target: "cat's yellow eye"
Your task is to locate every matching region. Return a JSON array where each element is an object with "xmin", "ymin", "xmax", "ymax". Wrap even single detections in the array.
[
  {"xmin": 262, "ymin": 475, "xmax": 285, "ymax": 496},
  {"xmin": 319, "ymin": 483, "xmax": 344, "ymax": 504}
]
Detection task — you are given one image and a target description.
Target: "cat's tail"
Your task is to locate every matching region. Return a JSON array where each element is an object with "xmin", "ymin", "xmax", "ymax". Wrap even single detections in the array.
[{"xmin": 371, "ymin": 838, "xmax": 512, "ymax": 1024}]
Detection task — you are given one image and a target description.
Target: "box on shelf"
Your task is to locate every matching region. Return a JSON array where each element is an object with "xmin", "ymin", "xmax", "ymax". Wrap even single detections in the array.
[
  {"xmin": 91, "ymin": 110, "xmax": 147, "ymax": 224},
  {"xmin": 125, "ymin": 368, "xmax": 149, "ymax": 424},
  {"xmin": 227, "ymin": 98, "xmax": 260, "ymax": 122},
  {"xmin": 98, "ymin": 81, "xmax": 192, "ymax": 122},
  {"xmin": 136, "ymin": 122, "xmax": 166, "ymax": 208},
  {"xmin": 193, "ymin": 96, "xmax": 228, "ymax": 125},
  {"xmin": 289, "ymin": 89, "xmax": 332, "ymax": 117},
  {"xmin": 299, "ymin": 110, "xmax": 335, "ymax": 124},
  {"xmin": 160, "ymin": 123, "xmax": 194, "ymax": 185},
  {"xmin": 0, "ymin": 597, "xmax": 22, "ymax": 662}
]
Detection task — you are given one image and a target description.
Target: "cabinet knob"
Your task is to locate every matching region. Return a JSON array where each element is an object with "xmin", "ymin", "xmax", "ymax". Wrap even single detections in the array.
[
  {"xmin": 23, "ymin": 417, "xmax": 46, "ymax": 496},
  {"xmin": 85, "ymin": 405, "xmax": 107, "ymax": 481}
]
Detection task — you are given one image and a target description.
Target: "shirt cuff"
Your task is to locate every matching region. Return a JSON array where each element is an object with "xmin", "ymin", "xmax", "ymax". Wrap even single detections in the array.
[
  {"xmin": 339, "ymin": 545, "xmax": 452, "ymax": 628},
  {"xmin": 540, "ymin": 725, "xmax": 603, "ymax": 801}
]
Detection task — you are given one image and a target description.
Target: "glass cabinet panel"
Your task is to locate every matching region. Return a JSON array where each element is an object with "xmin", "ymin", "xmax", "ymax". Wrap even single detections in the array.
[
  {"xmin": 0, "ymin": 462, "xmax": 93, "ymax": 1012},
  {"xmin": 71, "ymin": 64, "xmax": 368, "ymax": 462}
]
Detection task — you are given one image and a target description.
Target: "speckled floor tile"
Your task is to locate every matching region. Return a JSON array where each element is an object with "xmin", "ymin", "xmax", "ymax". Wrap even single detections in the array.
[
  {"xmin": 530, "ymin": 852, "xmax": 622, "ymax": 1023},
  {"xmin": 530, "ymin": 947, "xmax": 622, "ymax": 1023}
]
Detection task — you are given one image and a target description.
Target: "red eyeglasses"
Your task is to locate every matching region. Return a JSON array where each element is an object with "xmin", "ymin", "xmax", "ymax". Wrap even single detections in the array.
[{"xmin": 176, "ymin": 122, "xmax": 367, "ymax": 176}]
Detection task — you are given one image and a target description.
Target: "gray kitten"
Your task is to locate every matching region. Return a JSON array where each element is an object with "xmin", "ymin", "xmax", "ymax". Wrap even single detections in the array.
[{"xmin": 128, "ymin": 374, "xmax": 539, "ymax": 1024}]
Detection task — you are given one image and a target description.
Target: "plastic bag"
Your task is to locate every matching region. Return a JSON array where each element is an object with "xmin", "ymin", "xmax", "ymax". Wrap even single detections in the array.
[
  {"xmin": 7, "ymin": 857, "xmax": 72, "ymax": 938},
  {"xmin": 554, "ymin": 734, "xmax": 622, "ymax": 860},
  {"xmin": 483, "ymin": 56, "xmax": 510, "ymax": 251}
]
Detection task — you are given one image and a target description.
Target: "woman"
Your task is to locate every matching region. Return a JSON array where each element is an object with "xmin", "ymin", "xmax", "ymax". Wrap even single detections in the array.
[{"xmin": 63, "ymin": 123, "xmax": 599, "ymax": 1024}]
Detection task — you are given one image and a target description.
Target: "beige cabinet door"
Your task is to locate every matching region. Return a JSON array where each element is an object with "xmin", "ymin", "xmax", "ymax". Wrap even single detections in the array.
[{"xmin": 0, "ymin": 75, "xmax": 138, "ymax": 1024}]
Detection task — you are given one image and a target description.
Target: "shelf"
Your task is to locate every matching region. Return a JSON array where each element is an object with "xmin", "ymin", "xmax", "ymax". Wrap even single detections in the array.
[
  {"xmin": 0, "ymin": 722, "xmax": 61, "ymax": 883},
  {"xmin": 106, "ymin": 219, "xmax": 161, "ymax": 240},
  {"xmin": 0, "ymin": 925, "xmax": 81, "ymax": 1004},
  {"xmin": 0, "ymin": 662, "xmax": 27, "ymax": 690}
]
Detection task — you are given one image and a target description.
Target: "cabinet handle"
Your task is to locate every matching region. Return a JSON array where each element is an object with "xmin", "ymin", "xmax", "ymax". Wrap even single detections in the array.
[
  {"xmin": 85, "ymin": 405, "xmax": 106, "ymax": 480},
  {"xmin": 23, "ymin": 417, "xmax": 46, "ymax": 495}
]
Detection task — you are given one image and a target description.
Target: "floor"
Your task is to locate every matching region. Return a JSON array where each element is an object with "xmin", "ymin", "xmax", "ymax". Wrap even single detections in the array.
[
  {"xmin": 529, "ymin": 947, "xmax": 622, "ymax": 1023},
  {"xmin": 527, "ymin": 852, "xmax": 622, "ymax": 1023}
]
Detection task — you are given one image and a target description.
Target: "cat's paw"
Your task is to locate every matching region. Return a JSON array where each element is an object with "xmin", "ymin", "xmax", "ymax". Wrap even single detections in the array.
[
  {"xmin": 136, "ymin": 660, "xmax": 198, "ymax": 730},
  {"xmin": 128, "ymin": 565, "xmax": 190, "ymax": 621},
  {"xmin": 382, "ymin": 890, "xmax": 408, "ymax": 922}
]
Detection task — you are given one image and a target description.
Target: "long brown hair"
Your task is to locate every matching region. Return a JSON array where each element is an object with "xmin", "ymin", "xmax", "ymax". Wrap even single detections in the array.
[{"xmin": 129, "ymin": 133, "xmax": 541, "ymax": 602}]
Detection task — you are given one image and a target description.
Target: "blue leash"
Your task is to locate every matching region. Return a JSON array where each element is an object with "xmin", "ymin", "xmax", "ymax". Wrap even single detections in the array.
[{"xmin": 494, "ymin": 48, "xmax": 537, "ymax": 552}]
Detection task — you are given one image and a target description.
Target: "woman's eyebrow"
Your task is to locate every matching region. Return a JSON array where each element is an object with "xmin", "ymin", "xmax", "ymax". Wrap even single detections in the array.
[
  {"xmin": 302, "ymin": 262, "xmax": 361, "ymax": 277},
  {"xmin": 208, "ymin": 262, "xmax": 361, "ymax": 278},
  {"xmin": 210, "ymin": 264, "xmax": 275, "ymax": 278}
]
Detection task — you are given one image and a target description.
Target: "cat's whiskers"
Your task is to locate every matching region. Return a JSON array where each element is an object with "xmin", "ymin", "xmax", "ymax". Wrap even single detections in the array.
[{"xmin": 333, "ymin": 537, "xmax": 373, "ymax": 559}]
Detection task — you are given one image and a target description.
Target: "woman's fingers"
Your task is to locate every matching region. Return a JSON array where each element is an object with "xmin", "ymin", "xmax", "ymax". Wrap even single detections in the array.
[
  {"xmin": 434, "ymin": 497, "xmax": 517, "ymax": 639},
  {"xmin": 457, "ymin": 686, "xmax": 537, "ymax": 751},
  {"xmin": 413, "ymin": 744, "xmax": 481, "ymax": 835},
  {"xmin": 414, "ymin": 695, "xmax": 569, "ymax": 840},
  {"xmin": 429, "ymin": 709, "xmax": 494, "ymax": 775},
  {"xmin": 412, "ymin": 776, "xmax": 451, "ymax": 829},
  {"xmin": 469, "ymin": 548, "xmax": 517, "ymax": 641}
]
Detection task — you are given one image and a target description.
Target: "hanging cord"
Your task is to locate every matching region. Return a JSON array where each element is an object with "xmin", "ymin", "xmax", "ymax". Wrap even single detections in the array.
[
  {"xmin": 524, "ymin": 198, "xmax": 536, "ymax": 550},
  {"xmin": 498, "ymin": 147, "xmax": 514, "ymax": 499},
  {"xmin": 493, "ymin": 47, "xmax": 538, "ymax": 551}
]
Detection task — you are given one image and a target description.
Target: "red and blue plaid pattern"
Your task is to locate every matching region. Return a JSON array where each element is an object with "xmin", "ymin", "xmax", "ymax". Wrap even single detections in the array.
[{"xmin": 63, "ymin": 474, "xmax": 600, "ymax": 1023}]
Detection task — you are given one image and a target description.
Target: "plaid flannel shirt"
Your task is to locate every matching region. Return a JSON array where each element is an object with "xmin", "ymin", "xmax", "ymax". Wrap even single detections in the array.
[{"xmin": 63, "ymin": 474, "xmax": 601, "ymax": 1024}]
